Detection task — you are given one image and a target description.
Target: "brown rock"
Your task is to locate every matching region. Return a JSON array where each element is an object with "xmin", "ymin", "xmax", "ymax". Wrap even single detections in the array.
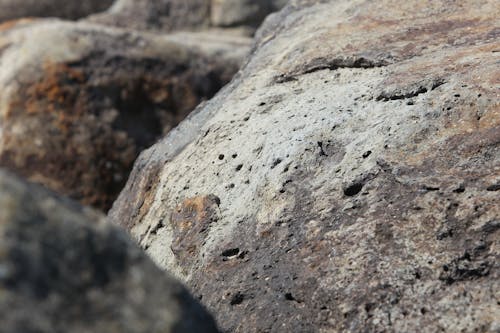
[
  {"xmin": 110, "ymin": 0, "xmax": 500, "ymax": 332},
  {"xmin": 0, "ymin": 19, "xmax": 250, "ymax": 211}
]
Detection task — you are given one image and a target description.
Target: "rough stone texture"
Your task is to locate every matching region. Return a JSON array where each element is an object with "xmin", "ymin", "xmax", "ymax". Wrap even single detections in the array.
[
  {"xmin": 87, "ymin": 0, "xmax": 287, "ymax": 33},
  {"xmin": 0, "ymin": 169, "xmax": 220, "ymax": 333},
  {"xmin": 0, "ymin": 19, "xmax": 250, "ymax": 211},
  {"xmin": 110, "ymin": 0, "xmax": 500, "ymax": 332},
  {"xmin": 0, "ymin": 0, "xmax": 113, "ymax": 22}
]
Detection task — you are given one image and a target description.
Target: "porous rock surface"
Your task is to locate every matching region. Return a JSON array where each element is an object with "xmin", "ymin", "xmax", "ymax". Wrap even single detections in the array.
[
  {"xmin": 0, "ymin": 169, "xmax": 219, "ymax": 333},
  {"xmin": 0, "ymin": 0, "xmax": 113, "ymax": 22},
  {"xmin": 0, "ymin": 19, "xmax": 250, "ymax": 210},
  {"xmin": 111, "ymin": 0, "xmax": 500, "ymax": 332}
]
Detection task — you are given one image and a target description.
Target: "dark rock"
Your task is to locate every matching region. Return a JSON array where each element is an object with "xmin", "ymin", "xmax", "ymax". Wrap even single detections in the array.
[{"xmin": 0, "ymin": 169, "xmax": 220, "ymax": 333}]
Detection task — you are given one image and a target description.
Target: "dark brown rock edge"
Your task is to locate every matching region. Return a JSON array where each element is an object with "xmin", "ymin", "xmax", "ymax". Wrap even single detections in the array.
[{"xmin": 0, "ymin": 169, "xmax": 219, "ymax": 333}]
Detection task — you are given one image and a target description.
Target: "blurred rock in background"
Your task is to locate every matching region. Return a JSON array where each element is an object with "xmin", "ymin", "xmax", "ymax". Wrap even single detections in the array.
[
  {"xmin": 0, "ymin": 0, "xmax": 113, "ymax": 22},
  {"xmin": 0, "ymin": 19, "xmax": 250, "ymax": 211},
  {"xmin": 0, "ymin": 169, "xmax": 220, "ymax": 333}
]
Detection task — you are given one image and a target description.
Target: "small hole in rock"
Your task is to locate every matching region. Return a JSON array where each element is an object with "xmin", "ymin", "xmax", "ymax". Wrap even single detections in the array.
[
  {"xmin": 284, "ymin": 293, "xmax": 299, "ymax": 302},
  {"xmin": 236, "ymin": 164, "xmax": 243, "ymax": 171},
  {"xmin": 362, "ymin": 151, "xmax": 372, "ymax": 158},
  {"xmin": 344, "ymin": 183, "xmax": 364, "ymax": 196},
  {"xmin": 218, "ymin": 154, "xmax": 225, "ymax": 160},
  {"xmin": 486, "ymin": 184, "xmax": 500, "ymax": 191},
  {"xmin": 424, "ymin": 186, "xmax": 440, "ymax": 191},
  {"xmin": 222, "ymin": 248, "xmax": 240, "ymax": 257},
  {"xmin": 271, "ymin": 158, "xmax": 282, "ymax": 169},
  {"xmin": 230, "ymin": 292, "xmax": 245, "ymax": 305}
]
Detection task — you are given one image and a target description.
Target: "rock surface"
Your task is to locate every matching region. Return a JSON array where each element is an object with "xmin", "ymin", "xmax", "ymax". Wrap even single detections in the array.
[
  {"xmin": 0, "ymin": 0, "xmax": 113, "ymax": 22},
  {"xmin": 0, "ymin": 169, "xmax": 219, "ymax": 333},
  {"xmin": 211, "ymin": 0, "xmax": 288, "ymax": 28},
  {"xmin": 87, "ymin": 0, "xmax": 211, "ymax": 33},
  {"xmin": 110, "ymin": 0, "xmax": 500, "ymax": 332},
  {"xmin": 87, "ymin": 0, "xmax": 287, "ymax": 33},
  {"xmin": 0, "ymin": 19, "xmax": 250, "ymax": 211}
]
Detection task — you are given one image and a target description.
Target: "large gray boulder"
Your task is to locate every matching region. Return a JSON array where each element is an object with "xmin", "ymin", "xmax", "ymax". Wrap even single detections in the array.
[
  {"xmin": 110, "ymin": 0, "xmax": 500, "ymax": 332},
  {"xmin": 0, "ymin": 19, "xmax": 250, "ymax": 211},
  {"xmin": 0, "ymin": 0, "xmax": 113, "ymax": 22},
  {"xmin": 0, "ymin": 169, "xmax": 220, "ymax": 332}
]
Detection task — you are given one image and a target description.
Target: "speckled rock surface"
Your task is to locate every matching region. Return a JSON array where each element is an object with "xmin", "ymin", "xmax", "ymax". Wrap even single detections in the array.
[
  {"xmin": 110, "ymin": 0, "xmax": 500, "ymax": 332},
  {"xmin": 0, "ymin": 0, "xmax": 113, "ymax": 22},
  {"xmin": 0, "ymin": 169, "xmax": 219, "ymax": 333},
  {"xmin": 0, "ymin": 19, "xmax": 250, "ymax": 211}
]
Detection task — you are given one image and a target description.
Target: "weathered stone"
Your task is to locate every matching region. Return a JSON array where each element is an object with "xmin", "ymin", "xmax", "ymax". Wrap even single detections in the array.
[
  {"xmin": 210, "ymin": 0, "xmax": 287, "ymax": 27},
  {"xmin": 0, "ymin": 169, "xmax": 220, "ymax": 333},
  {"xmin": 87, "ymin": 0, "xmax": 211, "ymax": 33},
  {"xmin": 87, "ymin": 0, "xmax": 287, "ymax": 33},
  {"xmin": 0, "ymin": 0, "xmax": 113, "ymax": 22},
  {"xmin": 110, "ymin": 0, "xmax": 500, "ymax": 332},
  {"xmin": 0, "ymin": 19, "xmax": 250, "ymax": 211}
]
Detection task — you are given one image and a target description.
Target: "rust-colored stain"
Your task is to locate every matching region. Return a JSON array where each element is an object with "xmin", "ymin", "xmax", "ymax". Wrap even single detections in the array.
[
  {"xmin": 20, "ymin": 62, "xmax": 87, "ymax": 133},
  {"xmin": 170, "ymin": 195, "xmax": 220, "ymax": 268},
  {"xmin": 0, "ymin": 18, "xmax": 34, "ymax": 32}
]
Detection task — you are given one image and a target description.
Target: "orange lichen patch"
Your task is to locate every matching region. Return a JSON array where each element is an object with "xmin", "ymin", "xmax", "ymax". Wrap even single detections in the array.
[{"xmin": 0, "ymin": 18, "xmax": 35, "ymax": 32}]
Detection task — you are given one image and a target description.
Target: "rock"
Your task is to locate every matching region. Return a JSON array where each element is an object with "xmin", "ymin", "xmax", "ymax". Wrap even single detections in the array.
[
  {"xmin": 0, "ymin": 169, "xmax": 220, "ymax": 332},
  {"xmin": 87, "ymin": 0, "xmax": 287, "ymax": 33},
  {"xmin": 0, "ymin": 0, "xmax": 113, "ymax": 22},
  {"xmin": 110, "ymin": 0, "xmax": 500, "ymax": 332},
  {"xmin": 210, "ymin": 0, "xmax": 287, "ymax": 27},
  {"xmin": 0, "ymin": 19, "xmax": 250, "ymax": 211},
  {"xmin": 87, "ymin": 0, "xmax": 212, "ymax": 33}
]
